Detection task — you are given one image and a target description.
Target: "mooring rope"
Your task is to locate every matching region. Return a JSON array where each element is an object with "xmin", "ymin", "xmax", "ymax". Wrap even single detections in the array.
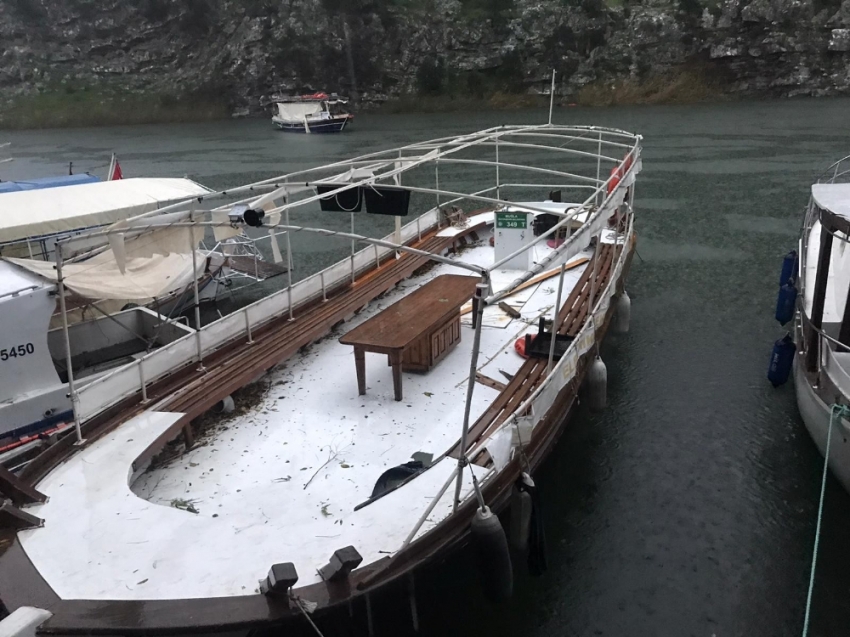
[
  {"xmin": 292, "ymin": 595, "xmax": 326, "ymax": 637},
  {"xmin": 802, "ymin": 403, "xmax": 849, "ymax": 637}
]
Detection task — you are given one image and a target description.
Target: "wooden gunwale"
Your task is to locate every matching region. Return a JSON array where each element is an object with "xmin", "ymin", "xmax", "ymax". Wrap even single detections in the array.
[{"xmin": 5, "ymin": 225, "xmax": 635, "ymax": 637}]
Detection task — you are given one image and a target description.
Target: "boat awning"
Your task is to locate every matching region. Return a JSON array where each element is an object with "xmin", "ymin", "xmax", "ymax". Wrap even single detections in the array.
[
  {"xmin": 0, "ymin": 177, "xmax": 211, "ymax": 244},
  {"xmin": 276, "ymin": 102, "xmax": 322, "ymax": 120},
  {"xmin": 812, "ymin": 183, "xmax": 850, "ymax": 222},
  {"xmin": 0, "ymin": 174, "xmax": 100, "ymax": 194}
]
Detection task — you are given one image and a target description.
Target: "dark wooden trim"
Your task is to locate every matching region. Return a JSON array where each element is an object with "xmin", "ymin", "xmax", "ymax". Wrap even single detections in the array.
[
  {"xmin": 838, "ymin": 278, "xmax": 850, "ymax": 349},
  {"xmin": 807, "ymin": 224, "xmax": 833, "ymax": 372},
  {"xmin": 0, "ymin": 466, "xmax": 46, "ymax": 506}
]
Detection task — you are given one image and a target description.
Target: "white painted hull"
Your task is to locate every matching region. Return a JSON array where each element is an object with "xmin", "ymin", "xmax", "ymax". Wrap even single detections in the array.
[{"xmin": 793, "ymin": 356, "xmax": 850, "ymax": 493}]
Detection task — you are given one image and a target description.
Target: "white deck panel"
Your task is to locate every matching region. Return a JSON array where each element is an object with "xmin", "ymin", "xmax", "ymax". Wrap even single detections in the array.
[
  {"xmin": 20, "ymin": 410, "xmax": 488, "ymax": 600},
  {"xmin": 19, "ymin": 234, "xmax": 592, "ymax": 602}
]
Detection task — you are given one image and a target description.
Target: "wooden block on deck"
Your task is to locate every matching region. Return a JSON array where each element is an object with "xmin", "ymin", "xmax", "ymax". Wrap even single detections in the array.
[
  {"xmin": 0, "ymin": 465, "xmax": 47, "ymax": 506},
  {"xmin": 0, "ymin": 502, "xmax": 43, "ymax": 530}
]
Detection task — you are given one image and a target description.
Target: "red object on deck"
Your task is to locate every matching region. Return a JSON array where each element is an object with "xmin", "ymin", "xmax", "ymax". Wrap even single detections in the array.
[{"xmin": 514, "ymin": 335, "xmax": 534, "ymax": 358}]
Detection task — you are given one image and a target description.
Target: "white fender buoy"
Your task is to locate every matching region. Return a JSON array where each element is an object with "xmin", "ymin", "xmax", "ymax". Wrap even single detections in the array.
[
  {"xmin": 587, "ymin": 356, "xmax": 607, "ymax": 413},
  {"xmin": 471, "ymin": 506, "xmax": 513, "ymax": 602},
  {"xmin": 213, "ymin": 395, "xmax": 235, "ymax": 414},
  {"xmin": 614, "ymin": 291, "xmax": 631, "ymax": 334}
]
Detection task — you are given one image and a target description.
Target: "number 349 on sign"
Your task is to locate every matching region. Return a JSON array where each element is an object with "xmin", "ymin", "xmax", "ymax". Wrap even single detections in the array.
[{"xmin": 0, "ymin": 343, "xmax": 35, "ymax": 361}]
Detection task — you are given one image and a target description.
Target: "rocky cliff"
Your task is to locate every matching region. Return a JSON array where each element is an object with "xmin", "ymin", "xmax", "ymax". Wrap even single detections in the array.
[{"xmin": 1, "ymin": 0, "xmax": 849, "ymax": 117}]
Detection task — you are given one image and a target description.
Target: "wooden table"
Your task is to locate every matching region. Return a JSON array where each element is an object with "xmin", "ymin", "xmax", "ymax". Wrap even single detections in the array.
[{"xmin": 339, "ymin": 274, "xmax": 480, "ymax": 401}]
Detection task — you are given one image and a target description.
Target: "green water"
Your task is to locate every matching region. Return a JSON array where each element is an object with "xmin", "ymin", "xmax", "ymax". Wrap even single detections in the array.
[{"xmin": 5, "ymin": 98, "xmax": 850, "ymax": 635}]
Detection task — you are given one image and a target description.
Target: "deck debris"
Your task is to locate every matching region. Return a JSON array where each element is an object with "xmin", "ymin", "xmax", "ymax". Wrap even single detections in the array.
[{"xmin": 170, "ymin": 498, "xmax": 199, "ymax": 514}]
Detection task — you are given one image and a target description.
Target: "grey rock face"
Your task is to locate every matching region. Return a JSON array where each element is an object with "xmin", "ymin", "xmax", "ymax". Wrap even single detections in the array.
[{"xmin": 0, "ymin": 0, "xmax": 849, "ymax": 115}]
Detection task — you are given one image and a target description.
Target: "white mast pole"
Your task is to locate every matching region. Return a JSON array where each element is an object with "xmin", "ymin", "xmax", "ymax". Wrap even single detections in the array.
[
  {"xmin": 189, "ymin": 212, "xmax": 205, "ymax": 372},
  {"xmin": 548, "ymin": 70, "xmax": 556, "ymax": 125}
]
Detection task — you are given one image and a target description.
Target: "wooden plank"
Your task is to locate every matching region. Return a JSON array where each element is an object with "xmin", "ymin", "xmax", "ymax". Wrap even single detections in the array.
[
  {"xmin": 474, "ymin": 372, "xmax": 507, "ymax": 392},
  {"xmin": 460, "ymin": 256, "xmax": 590, "ymax": 316},
  {"xmin": 0, "ymin": 503, "xmax": 42, "ymax": 530},
  {"xmin": 0, "ymin": 465, "xmax": 46, "ymax": 506}
]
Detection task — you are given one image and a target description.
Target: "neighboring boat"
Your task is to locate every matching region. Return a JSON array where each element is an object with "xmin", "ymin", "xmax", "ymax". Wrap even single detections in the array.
[
  {"xmin": 0, "ymin": 177, "xmax": 293, "ymax": 451},
  {"xmin": 0, "ymin": 148, "xmax": 124, "ymax": 193},
  {"xmin": 0, "ymin": 124, "xmax": 642, "ymax": 635},
  {"xmin": 0, "ymin": 177, "xmax": 211, "ymax": 261},
  {"xmin": 0, "ymin": 259, "xmax": 195, "ymax": 453},
  {"xmin": 272, "ymin": 92, "xmax": 354, "ymax": 133},
  {"xmin": 789, "ymin": 155, "xmax": 850, "ymax": 494}
]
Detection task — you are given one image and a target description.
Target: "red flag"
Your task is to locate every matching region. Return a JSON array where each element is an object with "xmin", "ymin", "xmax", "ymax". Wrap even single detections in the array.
[{"xmin": 109, "ymin": 159, "xmax": 123, "ymax": 181}]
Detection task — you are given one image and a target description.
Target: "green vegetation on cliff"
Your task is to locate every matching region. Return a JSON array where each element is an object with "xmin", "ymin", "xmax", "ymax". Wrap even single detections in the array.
[{"xmin": 0, "ymin": 85, "xmax": 230, "ymax": 130}]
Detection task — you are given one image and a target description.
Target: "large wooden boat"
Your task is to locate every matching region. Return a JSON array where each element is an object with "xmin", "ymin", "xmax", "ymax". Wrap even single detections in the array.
[{"xmin": 0, "ymin": 124, "xmax": 642, "ymax": 635}]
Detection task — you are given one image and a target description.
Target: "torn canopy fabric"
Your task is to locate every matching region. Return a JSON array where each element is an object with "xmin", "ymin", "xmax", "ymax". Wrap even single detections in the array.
[{"xmin": 6, "ymin": 227, "xmax": 206, "ymax": 305}]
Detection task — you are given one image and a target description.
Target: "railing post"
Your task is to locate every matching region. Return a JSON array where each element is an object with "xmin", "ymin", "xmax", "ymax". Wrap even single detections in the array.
[
  {"xmin": 245, "ymin": 309, "xmax": 254, "ymax": 344},
  {"xmin": 139, "ymin": 363, "xmax": 149, "ymax": 404},
  {"xmin": 595, "ymin": 131, "xmax": 603, "ymax": 207},
  {"xmin": 285, "ymin": 209, "xmax": 294, "ymax": 321},
  {"xmin": 453, "ymin": 277, "xmax": 489, "ymax": 511},
  {"xmin": 350, "ymin": 212, "xmax": 356, "ymax": 285},
  {"xmin": 188, "ymin": 216, "xmax": 205, "ymax": 373},
  {"xmin": 548, "ymin": 261, "xmax": 567, "ymax": 373},
  {"xmin": 55, "ymin": 241, "xmax": 85, "ymax": 446},
  {"xmin": 490, "ymin": 135, "xmax": 496, "ymax": 200},
  {"xmin": 321, "ymin": 271, "xmax": 327, "ymax": 302}
]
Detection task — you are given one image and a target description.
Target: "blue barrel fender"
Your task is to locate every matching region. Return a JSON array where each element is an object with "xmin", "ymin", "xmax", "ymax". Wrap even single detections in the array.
[{"xmin": 768, "ymin": 333, "xmax": 796, "ymax": 387}]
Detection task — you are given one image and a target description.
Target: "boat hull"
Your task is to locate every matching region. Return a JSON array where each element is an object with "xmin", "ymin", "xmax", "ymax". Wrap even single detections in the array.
[
  {"xmin": 272, "ymin": 116, "xmax": 351, "ymax": 133},
  {"xmin": 793, "ymin": 355, "xmax": 850, "ymax": 493}
]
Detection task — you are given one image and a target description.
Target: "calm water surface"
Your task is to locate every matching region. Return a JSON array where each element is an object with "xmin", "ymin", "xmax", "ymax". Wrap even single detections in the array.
[{"xmin": 4, "ymin": 98, "xmax": 850, "ymax": 636}]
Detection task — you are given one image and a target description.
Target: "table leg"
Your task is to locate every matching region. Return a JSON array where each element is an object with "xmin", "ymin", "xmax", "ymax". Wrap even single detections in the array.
[
  {"xmin": 390, "ymin": 350, "xmax": 403, "ymax": 401},
  {"xmin": 354, "ymin": 347, "xmax": 366, "ymax": 396}
]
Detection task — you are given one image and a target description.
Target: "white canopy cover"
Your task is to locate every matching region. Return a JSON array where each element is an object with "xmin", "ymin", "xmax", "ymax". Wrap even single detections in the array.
[
  {"xmin": 5, "ymin": 227, "xmax": 205, "ymax": 305},
  {"xmin": 275, "ymin": 102, "xmax": 322, "ymax": 121},
  {"xmin": 0, "ymin": 178, "xmax": 211, "ymax": 244}
]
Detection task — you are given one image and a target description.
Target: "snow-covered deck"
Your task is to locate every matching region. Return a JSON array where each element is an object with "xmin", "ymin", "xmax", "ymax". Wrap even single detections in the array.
[{"xmin": 19, "ymin": 231, "xmax": 593, "ymax": 601}]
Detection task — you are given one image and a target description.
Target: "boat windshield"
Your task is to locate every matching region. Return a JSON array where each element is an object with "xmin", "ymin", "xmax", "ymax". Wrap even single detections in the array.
[{"xmin": 327, "ymin": 101, "xmax": 349, "ymax": 116}]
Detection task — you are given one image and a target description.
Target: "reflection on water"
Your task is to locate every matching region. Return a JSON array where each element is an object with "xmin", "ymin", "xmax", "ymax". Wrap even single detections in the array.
[{"xmin": 6, "ymin": 97, "xmax": 850, "ymax": 636}]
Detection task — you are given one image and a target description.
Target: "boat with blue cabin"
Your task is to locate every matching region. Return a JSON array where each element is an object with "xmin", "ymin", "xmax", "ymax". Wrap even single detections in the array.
[{"xmin": 272, "ymin": 92, "xmax": 354, "ymax": 133}]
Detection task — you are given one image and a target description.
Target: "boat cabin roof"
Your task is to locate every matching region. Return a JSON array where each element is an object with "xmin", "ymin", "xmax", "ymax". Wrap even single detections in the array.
[
  {"xmin": 0, "ymin": 173, "xmax": 99, "ymax": 194},
  {"xmin": 812, "ymin": 183, "xmax": 850, "ymax": 220},
  {"xmin": 0, "ymin": 178, "xmax": 211, "ymax": 245}
]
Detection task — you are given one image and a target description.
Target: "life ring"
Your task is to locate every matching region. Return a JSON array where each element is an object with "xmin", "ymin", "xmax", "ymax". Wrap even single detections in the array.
[{"xmin": 606, "ymin": 166, "xmax": 621, "ymax": 194}]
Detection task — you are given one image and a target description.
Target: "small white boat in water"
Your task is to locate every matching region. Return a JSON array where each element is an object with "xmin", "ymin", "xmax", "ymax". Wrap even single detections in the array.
[
  {"xmin": 0, "ymin": 123, "xmax": 642, "ymax": 635},
  {"xmin": 272, "ymin": 92, "xmax": 354, "ymax": 133},
  {"xmin": 788, "ymin": 156, "xmax": 850, "ymax": 493}
]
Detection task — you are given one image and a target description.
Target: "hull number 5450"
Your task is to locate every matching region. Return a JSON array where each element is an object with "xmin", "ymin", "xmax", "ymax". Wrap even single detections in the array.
[{"xmin": 1, "ymin": 343, "xmax": 35, "ymax": 361}]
